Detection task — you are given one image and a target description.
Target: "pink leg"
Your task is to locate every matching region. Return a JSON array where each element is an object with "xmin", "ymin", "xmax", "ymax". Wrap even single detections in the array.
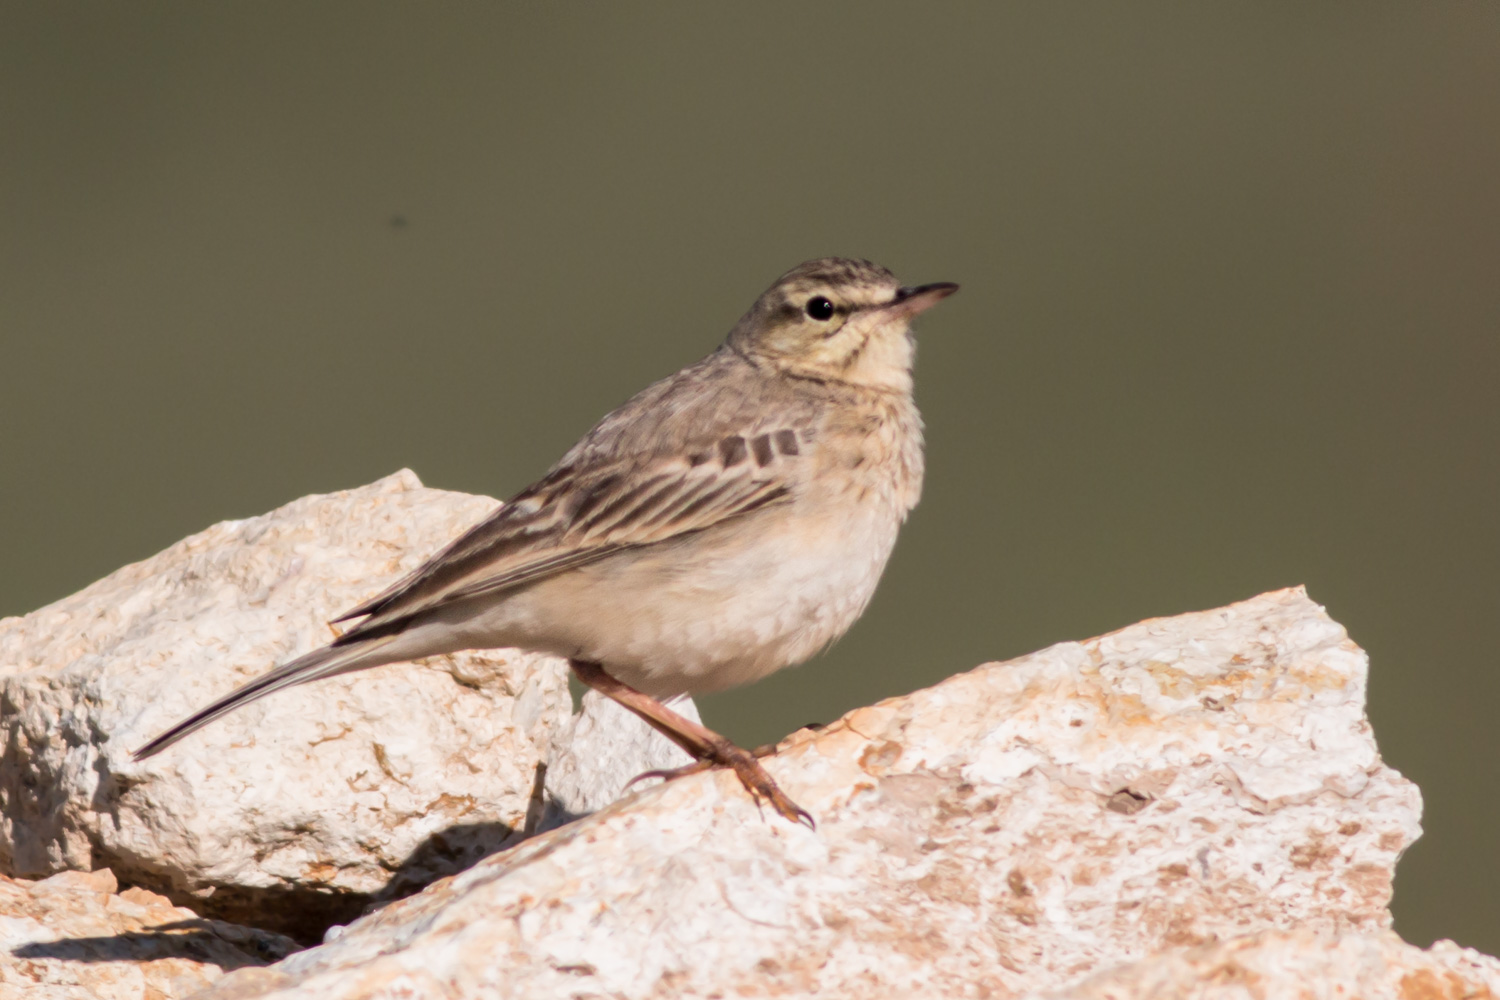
[{"xmin": 570, "ymin": 659, "xmax": 813, "ymax": 827}]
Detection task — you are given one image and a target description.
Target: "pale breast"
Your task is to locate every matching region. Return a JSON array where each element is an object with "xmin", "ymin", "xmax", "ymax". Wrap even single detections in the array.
[
  {"xmin": 526, "ymin": 393, "xmax": 921, "ymax": 695},
  {"xmin": 456, "ymin": 386, "xmax": 925, "ymax": 698},
  {"xmin": 520, "ymin": 495, "xmax": 901, "ymax": 696}
]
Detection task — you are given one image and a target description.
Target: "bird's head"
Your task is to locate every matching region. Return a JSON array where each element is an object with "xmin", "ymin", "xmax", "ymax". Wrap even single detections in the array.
[{"xmin": 727, "ymin": 257, "xmax": 958, "ymax": 392}]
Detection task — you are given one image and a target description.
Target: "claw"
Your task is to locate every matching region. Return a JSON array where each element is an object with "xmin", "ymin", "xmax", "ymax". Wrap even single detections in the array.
[
  {"xmin": 721, "ymin": 745, "xmax": 815, "ymax": 828},
  {"xmin": 623, "ymin": 760, "xmax": 713, "ymax": 791},
  {"xmin": 568, "ymin": 660, "xmax": 815, "ymax": 827},
  {"xmin": 620, "ymin": 746, "xmax": 815, "ymax": 827}
]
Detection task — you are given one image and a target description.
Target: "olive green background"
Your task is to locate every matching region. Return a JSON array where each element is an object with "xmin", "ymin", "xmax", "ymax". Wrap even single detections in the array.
[{"xmin": 2, "ymin": 3, "xmax": 1496, "ymax": 951}]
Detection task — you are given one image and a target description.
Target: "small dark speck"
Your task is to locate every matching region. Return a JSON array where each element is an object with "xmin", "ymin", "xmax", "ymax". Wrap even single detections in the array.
[
  {"xmin": 1106, "ymin": 789, "xmax": 1151, "ymax": 815},
  {"xmin": 389, "ymin": 214, "xmax": 410, "ymax": 230}
]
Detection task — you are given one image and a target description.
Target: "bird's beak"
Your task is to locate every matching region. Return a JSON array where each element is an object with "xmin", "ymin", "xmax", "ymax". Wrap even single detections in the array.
[{"xmin": 884, "ymin": 282, "xmax": 960, "ymax": 319}]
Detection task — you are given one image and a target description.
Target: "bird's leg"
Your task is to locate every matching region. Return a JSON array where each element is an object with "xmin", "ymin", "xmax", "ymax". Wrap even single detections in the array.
[{"xmin": 569, "ymin": 659, "xmax": 813, "ymax": 827}]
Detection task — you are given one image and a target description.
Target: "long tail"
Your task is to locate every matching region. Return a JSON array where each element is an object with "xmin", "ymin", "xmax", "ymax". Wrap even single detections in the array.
[{"xmin": 131, "ymin": 634, "xmax": 399, "ymax": 760}]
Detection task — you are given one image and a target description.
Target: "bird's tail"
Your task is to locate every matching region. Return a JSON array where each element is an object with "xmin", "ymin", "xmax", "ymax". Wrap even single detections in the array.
[{"xmin": 131, "ymin": 634, "xmax": 400, "ymax": 760}]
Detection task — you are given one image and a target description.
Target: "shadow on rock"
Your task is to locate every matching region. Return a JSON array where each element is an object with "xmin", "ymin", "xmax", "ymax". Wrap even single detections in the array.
[
  {"xmin": 71, "ymin": 763, "xmax": 585, "ymax": 945},
  {"xmin": 12, "ymin": 917, "xmax": 298, "ymax": 968},
  {"xmin": 169, "ymin": 819, "xmax": 536, "ymax": 945},
  {"xmin": 368, "ymin": 819, "xmax": 527, "ymax": 908}
]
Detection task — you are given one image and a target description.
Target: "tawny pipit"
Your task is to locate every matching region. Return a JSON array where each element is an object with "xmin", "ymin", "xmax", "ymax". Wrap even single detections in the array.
[{"xmin": 134, "ymin": 257, "xmax": 957, "ymax": 825}]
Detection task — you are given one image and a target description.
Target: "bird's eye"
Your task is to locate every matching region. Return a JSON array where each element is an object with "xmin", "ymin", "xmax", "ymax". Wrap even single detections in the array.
[{"xmin": 804, "ymin": 296, "xmax": 835, "ymax": 321}]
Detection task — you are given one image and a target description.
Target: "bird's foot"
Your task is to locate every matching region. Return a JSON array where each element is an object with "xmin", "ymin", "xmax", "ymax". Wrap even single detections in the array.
[
  {"xmin": 624, "ymin": 759, "xmax": 714, "ymax": 789},
  {"xmin": 719, "ymin": 742, "xmax": 815, "ymax": 828},
  {"xmin": 624, "ymin": 740, "xmax": 813, "ymax": 828},
  {"xmin": 623, "ymin": 740, "xmax": 779, "ymax": 788}
]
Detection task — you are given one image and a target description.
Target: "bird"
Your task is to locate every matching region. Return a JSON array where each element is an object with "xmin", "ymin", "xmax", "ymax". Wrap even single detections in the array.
[{"xmin": 133, "ymin": 257, "xmax": 958, "ymax": 826}]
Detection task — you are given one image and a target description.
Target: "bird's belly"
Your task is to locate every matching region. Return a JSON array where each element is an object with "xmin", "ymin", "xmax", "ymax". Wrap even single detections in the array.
[{"xmin": 483, "ymin": 504, "xmax": 900, "ymax": 697}]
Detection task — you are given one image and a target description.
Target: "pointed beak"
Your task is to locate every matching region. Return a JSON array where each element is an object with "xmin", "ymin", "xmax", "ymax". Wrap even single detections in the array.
[{"xmin": 885, "ymin": 282, "xmax": 960, "ymax": 319}]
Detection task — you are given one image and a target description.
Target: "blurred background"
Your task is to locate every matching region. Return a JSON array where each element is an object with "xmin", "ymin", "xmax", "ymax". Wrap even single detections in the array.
[{"xmin": 2, "ymin": 3, "xmax": 1495, "ymax": 951}]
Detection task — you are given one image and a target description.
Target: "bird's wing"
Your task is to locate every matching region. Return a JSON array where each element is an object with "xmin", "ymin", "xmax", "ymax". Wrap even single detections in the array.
[{"xmin": 332, "ymin": 428, "xmax": 803, "ymax": 642}]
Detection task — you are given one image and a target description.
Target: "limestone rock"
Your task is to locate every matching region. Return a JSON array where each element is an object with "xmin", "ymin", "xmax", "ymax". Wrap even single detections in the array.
[
  {"xmin": 199, "ymin": 587, "xmax": 1425, "ymax": 999},
  {"xmin": 0, "ymin": 867, "xmax": 296, "ymax": 1000},
  {"xmin": 540, "ymin": 689, "xmax": 699, "ymax": 830},
  {"xmin": 0, "ymin": 471, "xmax": 689, "ymax": 942},
  {"xmin": 1035, "ymin": 929, "xmax": 1500, "ymax": 1000}
]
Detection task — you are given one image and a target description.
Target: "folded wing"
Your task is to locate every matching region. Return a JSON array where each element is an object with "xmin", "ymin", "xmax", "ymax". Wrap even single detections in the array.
[{"xmin": 333, "ymin": 430, "xmax": 801, "ymax": 644}]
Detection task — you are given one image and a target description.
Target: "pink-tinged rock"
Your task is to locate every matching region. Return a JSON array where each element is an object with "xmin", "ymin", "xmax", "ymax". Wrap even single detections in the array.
[
  {"xmin": 1034, "ymin": 929, "xmax": 1500, "ymax": 1000},
  {"xmin": 201, "ymin": 587, "xmax": 1426, "ymax": 998},
  {"xmin": 0, "ymin": 867, "xmax": 296, "ymax": 1000},
  {"xmin": 0, "ymin": 471, "xmax": 692, "ymax": 942}
]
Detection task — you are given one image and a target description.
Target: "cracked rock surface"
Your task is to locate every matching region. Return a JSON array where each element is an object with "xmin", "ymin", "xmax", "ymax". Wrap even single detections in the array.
[
  {"xmin": 4, "ymin": 473, "xmax": 1481, "ymax": 999},
  {"xmin": 0, "ymin": 867, "xmax": 296, "ymax": 1000},
  {"xmin": 1034, "ymin": 929, "xmax": 1500, "ymax": 1000},
  {"xmin": 0, "ymin": 472, "xmax": 690, "ymax": 944},
  {"xmin": 198, "ymin": 587, "xmax": 1432, "ymax": 999}
]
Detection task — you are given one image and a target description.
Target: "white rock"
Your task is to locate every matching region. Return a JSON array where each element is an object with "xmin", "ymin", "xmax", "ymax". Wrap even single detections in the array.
[
  {"xmin": 0, "ymin": 867, "xmax": 296, "ymax": 1000},
  {"xmin": 541, "ymin": 689, "xmax": 698, "ymax": 828},
  {"xmin": 198, "ymin": 587, "xmax": 1427, "ymax": 999},
  {"xmin": 1033, "ymin": 929, "xmax": 1500, "ymax": 1000},
  {"xmin": 0, "ymin": 472, "xmax": 691, "ymax": 942}
]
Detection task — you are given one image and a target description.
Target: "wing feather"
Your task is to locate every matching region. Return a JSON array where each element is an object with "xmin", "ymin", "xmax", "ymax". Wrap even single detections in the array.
[{"xmin": 333, "ymin": 432, "xmax": 800, "ymax": 643}]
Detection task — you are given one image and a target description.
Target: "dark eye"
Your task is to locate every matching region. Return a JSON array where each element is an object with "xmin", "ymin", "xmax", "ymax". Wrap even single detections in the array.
[{"xmin": 804, "ymin": 296, "xmax": 835, "ymax": 321}]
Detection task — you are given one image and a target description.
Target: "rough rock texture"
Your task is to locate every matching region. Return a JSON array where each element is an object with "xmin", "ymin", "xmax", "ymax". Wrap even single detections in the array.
[
  {"xmin": 197, "ymin": 587, "xmax": 1426, "ymax": 999},
  {"xmin": 0, "ymin": 867, "xmax": 296, "ymax": 1000},
  {"xmin": 540, "ymin": 689, "xmax": 700, "ymax": 830},
  {"xmin": 1036, "ymin": 929, "xmax": 1500, "ymax": 1000},
  {"xmin": 0, "ymin": 471, "xmax": 691, "ymax": 943}
]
